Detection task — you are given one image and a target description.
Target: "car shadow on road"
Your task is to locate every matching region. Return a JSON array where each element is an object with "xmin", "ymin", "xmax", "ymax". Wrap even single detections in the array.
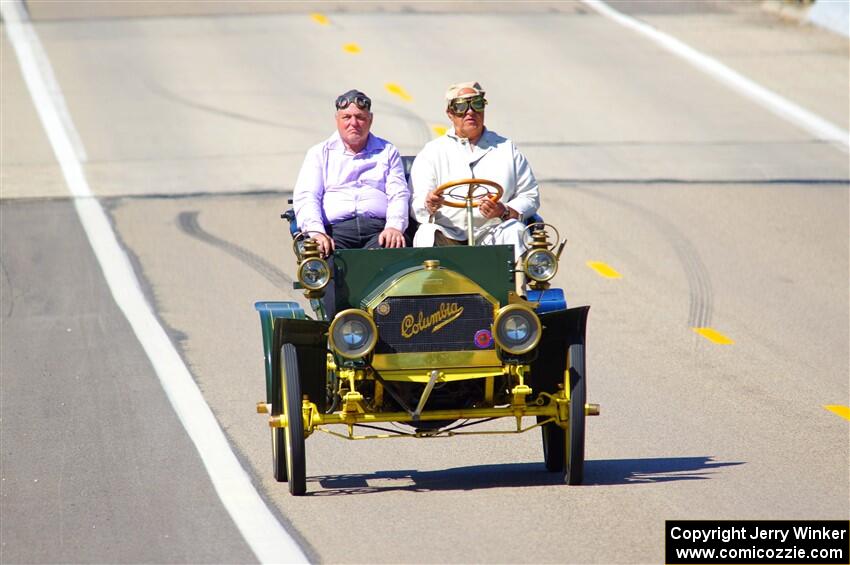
[
  {"xmin": 585, "ymin": 456, "xmax": 744, "ymax": 486},
  {"xmin": 310, "ymin": 456, "xmax": 744, "ymax": 495}
]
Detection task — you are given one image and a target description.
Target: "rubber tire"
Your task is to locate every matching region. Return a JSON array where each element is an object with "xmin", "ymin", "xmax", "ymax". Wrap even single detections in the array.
[
  {"xmin": 565, "ymin": 343, "xmax": 586, "ymax": 485},
  {"xmin": 539, "ymin": 342, "xmax": 586, "ymax": 483},
  {"xmin": 271, "ymin": 427, "xmax": 287, "ymax": 482},
  {"xmin": 282, "ymin": 343, "xmax": 306, "ymax": 495}
]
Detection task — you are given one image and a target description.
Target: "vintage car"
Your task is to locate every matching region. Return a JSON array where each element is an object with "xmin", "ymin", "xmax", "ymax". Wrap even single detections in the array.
[{"xmin": 255, "ymin": 177, "xmax": 599, "ymax": 495}]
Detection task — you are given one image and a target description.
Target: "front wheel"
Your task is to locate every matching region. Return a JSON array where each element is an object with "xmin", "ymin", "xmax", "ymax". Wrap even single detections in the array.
[
  {"xmin": 539, "ymin": 342, "xmax": 586, "ymax": 484},
  {"xmin": 281, "ymin": 343, "xmax": 306, "ymax": 495},
  {"xmin": 565, "ymin": 343, "xmax": 586, "ymax": 485}
]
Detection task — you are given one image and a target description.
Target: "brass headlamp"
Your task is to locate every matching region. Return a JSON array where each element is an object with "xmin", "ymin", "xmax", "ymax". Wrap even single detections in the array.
[
  {"xmin": 296, "ymin": 238, "xmax": 331, "ymax": 298},
  {"xmin": 524, "ymin": 229, "xmax": 558, "ymax": 290}
]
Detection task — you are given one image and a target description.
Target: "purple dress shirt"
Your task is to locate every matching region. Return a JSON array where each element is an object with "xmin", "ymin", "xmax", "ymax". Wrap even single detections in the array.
[{"xmin": 293, "ymin": 131, "xmax": 409, "ymax": 235}]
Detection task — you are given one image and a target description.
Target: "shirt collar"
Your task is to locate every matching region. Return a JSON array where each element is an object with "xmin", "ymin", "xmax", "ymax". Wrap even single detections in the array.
[
  {"xmin": 446, "ymin": 126, "xmax": 492, "ymax": 147},
  {"xmin": 328, "ymin": 131, "xmax": 379, "ymax": 155}
]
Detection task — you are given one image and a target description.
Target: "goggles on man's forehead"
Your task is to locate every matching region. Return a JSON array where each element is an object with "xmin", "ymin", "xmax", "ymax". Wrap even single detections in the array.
[
  {"xmin": 448, "ymin": 96, "xmax": 487, "ymax": 116},
  {"xmin": 336, "ymin": 93, "xmax": 371, "ymax": 111}
]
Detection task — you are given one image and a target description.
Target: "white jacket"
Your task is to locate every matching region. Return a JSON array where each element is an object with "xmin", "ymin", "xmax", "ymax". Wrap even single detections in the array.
[{"xmin": 410, "ymin": 128, "xmax": 540, "ymax": 242}]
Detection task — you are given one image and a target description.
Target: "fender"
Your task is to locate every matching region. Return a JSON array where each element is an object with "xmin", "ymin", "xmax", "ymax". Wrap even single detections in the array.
[
  {"xmin": 254, "ymin": 301, "xmax": 306, "ymax": 403},
  {"xmin": 530, "ymin": 305, "xmax": 590, "ymax": 393},
  {"xmin": 271, "ymin": 316, "xmax": 330, "ymax": 414}
]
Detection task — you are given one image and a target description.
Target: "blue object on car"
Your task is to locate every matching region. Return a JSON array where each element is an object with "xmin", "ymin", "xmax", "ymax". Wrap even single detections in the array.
[{"xmin": 527, "ymin": 288, "xmax": 567, "ymax": 313}]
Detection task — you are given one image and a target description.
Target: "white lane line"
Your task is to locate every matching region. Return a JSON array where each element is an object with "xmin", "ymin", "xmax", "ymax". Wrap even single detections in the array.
[
  {"xmin": 0, "ymin": 2, "xmax": 309, "ymax": 563},
  {"xmin": 582, "ymin": 0, "xmax": 849, "ymax": 152}
]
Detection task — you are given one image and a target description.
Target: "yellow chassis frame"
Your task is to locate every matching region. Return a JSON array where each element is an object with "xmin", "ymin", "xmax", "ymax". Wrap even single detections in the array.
[{"xmin": 258, "ymin": 365, "xmax": 600, "ymax": 441}]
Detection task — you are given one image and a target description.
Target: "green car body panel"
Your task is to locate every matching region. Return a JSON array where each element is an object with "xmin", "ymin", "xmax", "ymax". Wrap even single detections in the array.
[{"xmin": 331, "ymin": 245, "xmax": 515, "ymax": 311}]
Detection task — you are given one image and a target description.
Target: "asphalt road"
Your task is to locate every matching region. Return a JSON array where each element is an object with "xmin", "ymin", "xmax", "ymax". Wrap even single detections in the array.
[{"xmin": 2, "ymin": 1, "xmax": 848, "ymax": 563}]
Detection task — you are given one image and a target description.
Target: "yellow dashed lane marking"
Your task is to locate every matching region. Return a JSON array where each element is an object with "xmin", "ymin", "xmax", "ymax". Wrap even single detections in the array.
[
  {"xmin": 824, "ymin": 405, "xmax": 850, "ymax": 421},
  {"xmin": 586, "ymin": 261, "xmax": 622, "ymax": 279},
  {"xmin": 385, "ymin": 82, "xmax": 413, "ymax": 102},
  {"xmin": 692, "ymin": 327, "xmax": 735, "ymax": 345},
  {"xmin": 343, "ymin": 43, "xmax": 360, "ymax": 54},
  {"xmin": 310, "ymin": 13, "xmax": 329, "ymax": 25},
  {"xmin": 431, "ymin": 124, "xmax": 448, "ymax": 137}
]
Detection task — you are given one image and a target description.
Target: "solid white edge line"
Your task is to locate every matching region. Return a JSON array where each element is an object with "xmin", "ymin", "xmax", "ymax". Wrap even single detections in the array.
[
  {"xmin": 581, "ymin": 0, "xmax": 850, "ymax": 153},
  {"xmin": 0, "ymin": 2, "xmax": 309, "ymax": 563}
]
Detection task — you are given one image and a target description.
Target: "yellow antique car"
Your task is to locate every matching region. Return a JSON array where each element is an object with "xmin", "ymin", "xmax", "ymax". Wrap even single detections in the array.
[{"xmin": 255, "ymin": 179, "xmax": 599, "ymax": 495}]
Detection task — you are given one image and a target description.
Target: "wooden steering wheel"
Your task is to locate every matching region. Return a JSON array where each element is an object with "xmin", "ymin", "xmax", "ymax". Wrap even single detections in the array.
[{"xmin": 434, "ymin": 178, "xmax": 504, "ymax": 208}]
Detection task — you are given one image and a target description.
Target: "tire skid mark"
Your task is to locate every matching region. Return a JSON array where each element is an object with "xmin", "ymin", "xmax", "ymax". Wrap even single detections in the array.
[
  {"xmin": 0, "ymin": 256, "xmax": 15, "ymax": 318},
  {"xmin": 569, "ymin": 185, "xmax": 713, "ymax": 328},
  {"xmin": 144, "ymin": 80, "xmax": 320, "ymax": 134},
  {"xmin": 177, "ymin": 211, "xmax": 293, "ymax": 290},
  {"xmin": 678, "ymin": 232, "xmax": 713, "ymax": 329},
  {"xmin": 3, "ymin": 1, "xmax": 307, "ymax": 558},
  {"xmin": 108, "ymin": 189, "xmax": 289, "ymax": 201},
  {"xmin": 373, "ymin": 99, "xmax": 433, "ymax": 150}
]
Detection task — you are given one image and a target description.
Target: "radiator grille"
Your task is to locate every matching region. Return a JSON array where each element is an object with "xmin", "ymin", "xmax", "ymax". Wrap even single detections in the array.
[{"xmin": 374, "ymin": 294, "xmax": 495, "ymax": 354}]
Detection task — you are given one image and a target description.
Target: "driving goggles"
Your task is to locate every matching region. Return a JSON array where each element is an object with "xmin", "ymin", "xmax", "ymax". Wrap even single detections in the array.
[
  {"xmin": 448, "ymin": 96, "xmax": 487, "ymax": 116},
  {"xmin": 336, "ymin": 93, "xmax": 371, "ymax": 111}
]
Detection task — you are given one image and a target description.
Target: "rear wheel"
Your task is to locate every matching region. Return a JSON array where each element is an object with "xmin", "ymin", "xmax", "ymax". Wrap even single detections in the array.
[
  {"xmin": 268, "ymin": 332, "xmax": 287, "ymax": 483},
  {"xmin": 541, "ymin": 420, "xmax": 565, "ymax": 472},
  {"xmin": 281, "ymin": 343, "xmax": 306, "ymax": 495},
  {"xmin": 270, "ymin": 334, "xmax": 287, "ymax": 482},
  {"xmin": 271, "ymin": 428, "xmax": 287, "ymax": 482}
]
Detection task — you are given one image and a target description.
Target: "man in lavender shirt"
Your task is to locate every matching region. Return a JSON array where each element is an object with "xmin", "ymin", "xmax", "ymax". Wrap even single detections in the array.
[{"xmin": 293, "ymin": 89, "xmax": 409, "ymax": 257}]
